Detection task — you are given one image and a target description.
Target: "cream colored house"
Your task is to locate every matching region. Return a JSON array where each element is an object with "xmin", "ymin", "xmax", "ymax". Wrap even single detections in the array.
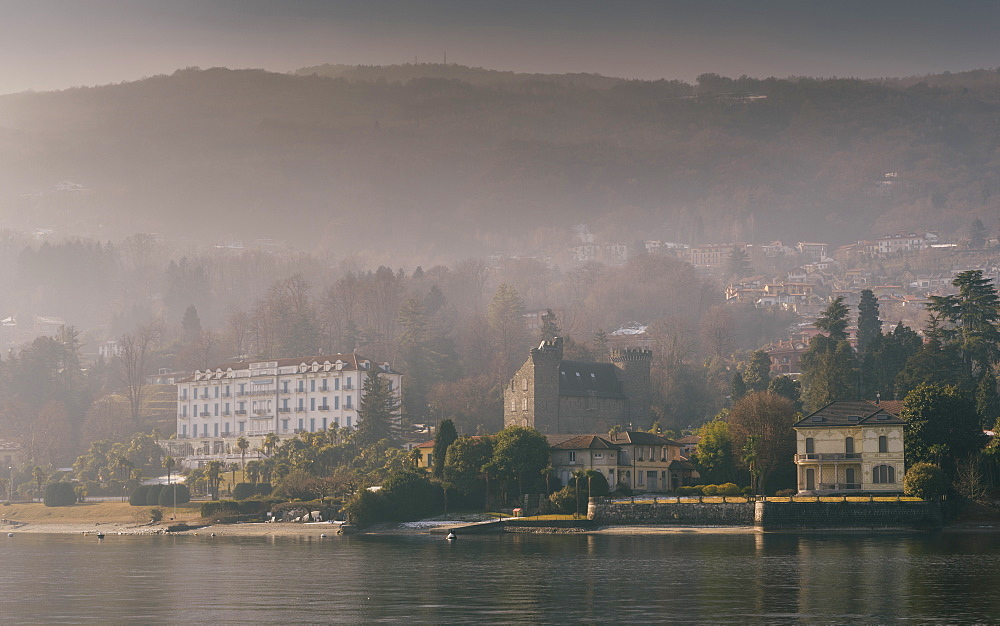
[
  {"xmin": 547, "ymin": 431, "xmax": 691, "ymax": 493},
  {"xmin": 793, "ymin": 401, "xmax": 906, "ymax": 495}
]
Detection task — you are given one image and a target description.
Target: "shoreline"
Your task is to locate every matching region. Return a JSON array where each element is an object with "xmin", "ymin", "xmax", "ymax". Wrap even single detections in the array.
[{"xmin": 10, "ymin": 520, "xmax": 996, "ymax": 537}]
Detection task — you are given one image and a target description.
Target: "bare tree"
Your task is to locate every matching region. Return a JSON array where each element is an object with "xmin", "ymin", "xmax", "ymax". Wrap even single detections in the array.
[
  {"xmin": 727, "ymin": 392, "xmax": 796, "ymax": 495},
  {"xmin": 119, "ymin": 320, "xmax": 163, "ymax": 429}
]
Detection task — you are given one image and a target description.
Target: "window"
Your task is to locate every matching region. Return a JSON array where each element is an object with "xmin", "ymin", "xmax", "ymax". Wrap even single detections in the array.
[
  {"xmin": 879, "ymin": 436, "xmax": 888, "ymax": 453},
  {"xmin": 568, "ymin": 451, "xmax": 576, "ymax": 462},
  {"xmin": 873, "ymin": 465, "xmax": 895, "ymax": 484},
  {"xmin": 310, "ymin": 418, "xmax": 316, "ymax": 432},
  {"xmin": 522, "ymin": 398, "xmax": 528, "ymax": 411},
  {"xmin": 181, "ymin": 425, "xmax": 187, "ymax": 437},
  {"xmin": 298, "ymin": 399, "xmax": 304, "ymax": 410},
  {"xmin": 335, "ymin": 378, "xmax": 340, "ymax": 390},
  {"xmin": 345, "ymin": 377, "xmax": 352, "ymax": 389},
  {"xmin": 224, "ymin": 423, "xmax": 230, "ymax": 435},
  {"xmin": 214, "ymin": 424, "xmax": 218, "ymax": 437},
  {"xmin": 310, "ymin": 380, "xmax": 316, "ymax": 392},
  {"xmin": 594, "ymin": 453, "xmax": 604, "ymax": 459},
  {"xmin": 239, "ymin": 422, "xmax": 245, "ymax": 432},
  {"xmin": 298, "ymin": 381, "xmax": 304, "ymax": 392},
  {"xmin": 182, "ymin": 406, "xmax": 187, "ymax": 417},
  {"xmin": 335, "ymin": 397, "xmax": 339, "ymax": 410},
  {"xmin": 298, "ymin": 419, "xmax": 304, "ymax": 431},
  {"xmin": 215, "ymin": 387, "xmax": 219, "ymax": 398},
  {"xmin": 282, "ymin": 381, "xmax": 289, "ymax": 393},
  {"xmin": 637, "ymin": 448, "xmax": 644, "ymax": 461},
  {"xmin": 346, "ymin": 396, "xmax": 352, "ymax": 409},
  {"xmin": 347, "ymin": 416, "xmax": 352, "ymax": 428},
  {"xmin": 805, "ymin": 438, "xmax": 815, "ymax": 454},
  {"xmin": 322, "ymin": 418, "xmax": 327, "ymax": 430},
  {"xmin": 522, "ymin": 378, "xmax": 528, "ymax": 391},
  {"xmin": 845, "ymin": 437, "xmax": 854, "ymax": 454},
  {"xmin": 203, "ymin": 424, "xmax": 209, "ymax": 437},
  {"xmin": 320, "ymin": 379, "xmax": 328, "ymax": 392},
  {"xmin": 214, "ymin": 404, "xmax": 219, "ymax": 416},
  {"xmin": 193, "ymin": 388, "xmax": 198, "ymax": 400},
  {"xmin": 310, "ymin": 398, "xmax": 316, "ymax": 411},
  {"xmin": 181, "ymin": 389, "xmax": 188, "ymax": 400}
]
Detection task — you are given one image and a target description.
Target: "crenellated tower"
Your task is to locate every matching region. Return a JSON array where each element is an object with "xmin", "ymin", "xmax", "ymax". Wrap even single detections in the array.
[{"xmin": 610, "ymin": 348, "xmax": 653, "ymax": 426}]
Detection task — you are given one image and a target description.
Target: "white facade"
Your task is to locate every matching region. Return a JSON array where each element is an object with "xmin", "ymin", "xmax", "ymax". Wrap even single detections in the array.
[{"xmin": 174, "ymin": 353, "xmax": 401, "ymax": 444}]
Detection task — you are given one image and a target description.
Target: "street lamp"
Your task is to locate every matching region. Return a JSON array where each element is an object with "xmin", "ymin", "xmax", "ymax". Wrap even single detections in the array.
[{"xmin": 7, "ymin": 466, "xmax": 12, "ymax": 502}]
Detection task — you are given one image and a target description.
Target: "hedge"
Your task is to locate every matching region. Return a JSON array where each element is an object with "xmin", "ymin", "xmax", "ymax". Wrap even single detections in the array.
[
  {"xmin": 157, "ymin": 484, "xmax": 191, "ymax": 507},
  {"xmin": 129, "ymin": 485, "xmax": 151, "ymax": 506},
  {"xmin": 43, "ymin": 482, "xmax": 77, "ymax": 507},
  {"xmin": 145, "ymin": 484, "xmax": 164, "ymax": 506},
  {"xmin": 232, "ymin": 482, "xmax": 273, "ymax": 500}
]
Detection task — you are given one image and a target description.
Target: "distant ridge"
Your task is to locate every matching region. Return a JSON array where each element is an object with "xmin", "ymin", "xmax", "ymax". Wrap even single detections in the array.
[{"xmin": 294, "ymin": 62, "xmax": 625, "ymax": 89}]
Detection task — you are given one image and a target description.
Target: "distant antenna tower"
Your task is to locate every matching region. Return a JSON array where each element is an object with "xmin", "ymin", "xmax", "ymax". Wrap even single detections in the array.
[{"xmin": 443, "ymin": 51, "xmax": 447, "ymax": 64}]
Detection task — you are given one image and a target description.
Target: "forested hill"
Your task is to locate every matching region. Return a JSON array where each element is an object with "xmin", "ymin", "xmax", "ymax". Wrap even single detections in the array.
[{"xmin": 1, "ymin": 64, "xmax": 999, "ymax": 259}]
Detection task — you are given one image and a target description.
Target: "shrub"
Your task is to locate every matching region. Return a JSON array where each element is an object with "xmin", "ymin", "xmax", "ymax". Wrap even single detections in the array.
[
  {"xmin": 43, "ymin": 482, "xmax": 77, "ymax": 507},
  {"xmin": 255, "ymin": 483, "xmax": 273, "ymax": 497},
  {"xmin": 548, "ymin": 486, "xmax": 577, "ymax": 515},
  {"xmin": 149, "ymin": 508, "xmax": 164, "ymax": 523},
  {"xmin": 677, "ymin": 485, "xmax": 702, "ymax": 496},
  {"xmin": 129, "ymin": 485, "xmax": 150, "ymax": 506},
  {"xmin": 701, "ymin": 484, "xmax": 719, "ymax": 496},
  {"xmin": 568, "ymin": 471, "xmax": 611, "ymax": 498},
  {"xmin": 145, "ymin": 485, "xmax": 164, "ymax": 506},
  {"xmin": 775, "ymin": 489, "xmax": 797, "ymax": 497},
  {"xmin": 904, "ymin": 463, "xmax": 946, "ymax": 500},
  {"xmin": 342, "ymin": 489, "xmax": 386, "ymax": 528},
  {"xmin": 719, "ymin": 483, "xmax": 741, "ymax": 496},
  {"xmin": 380, "ymin": 470, "xmax": 439, "ymax": 521},
  {"xmin": 613, "ymin": 483, "xmax": 632, "ymax": 496},
  {"xmin": 157, "ymin": 484, "xmax": 191, "ymax": 507},
  {"xmin": 232, "ymin": 482, "xmax": 256, "ymax": 500},
  {"xmin": 740, "ymin": 486, "xmax": 754, "ymax": 496}
]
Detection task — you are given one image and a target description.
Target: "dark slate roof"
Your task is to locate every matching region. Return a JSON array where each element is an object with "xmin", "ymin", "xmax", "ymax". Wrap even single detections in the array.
[
  {"xmin": 550, "ymin": 435, "xmax": 621, "ymax": 451},
  {"xmin": 557, "ymin": 360, "xmax": 625, "ymax": 398},
  {"xmin": 608, "ymin": 431, "xmax": 680, "ymax": 446},
  {"xmin": 794, "ymin": 400, "xmax": 906, "ymax": 428}
]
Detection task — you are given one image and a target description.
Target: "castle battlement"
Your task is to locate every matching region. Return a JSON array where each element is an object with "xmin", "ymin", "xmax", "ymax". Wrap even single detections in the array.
[{"xmin": 610, "ymin": 348, "xmax": 653, "ymax": 363}]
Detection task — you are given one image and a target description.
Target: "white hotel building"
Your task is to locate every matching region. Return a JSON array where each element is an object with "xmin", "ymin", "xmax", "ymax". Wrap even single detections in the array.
[{"xmin": 169, "ymin": 354, "xmax": 402, "ymax": 467}]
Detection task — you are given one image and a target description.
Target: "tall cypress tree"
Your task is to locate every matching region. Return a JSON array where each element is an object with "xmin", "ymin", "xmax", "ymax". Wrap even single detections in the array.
[
  {"xmin": 432, "ymin": 418, "xmax": 458, "ymax": 478},
  {"xmin": 856, "ymin": 289, "xmax": 882, "ymax": 355}
]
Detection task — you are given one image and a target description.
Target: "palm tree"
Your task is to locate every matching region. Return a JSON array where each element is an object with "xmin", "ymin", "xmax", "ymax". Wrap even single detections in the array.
[
  {"xmin": 164, "ymin": 456, "xmax": 175, "ymax": 485},
  {"xmin": 228, "ymin": 462, "xmax": 240, "ymax": 492},
  {"xmin": 206, "ymin": 461, "xmax": 222, "ymax": 501},
  {"xmin": 540, "ymin": 465, "xmax": 554, "ymax": 496},
  {"xmin": 236, "ymin": 436, "xmax": 250, "ymax": 468},
  {"xmin": 245, "ymin": 460, "xmax": 262, "ymax": 485},
  {"xmin": 31, "ymin": 466, "xmax": 45, "ymax": 502},
  {"xmin": 263, "ymin": 433, "xmax": 279, "ymax": 457}
]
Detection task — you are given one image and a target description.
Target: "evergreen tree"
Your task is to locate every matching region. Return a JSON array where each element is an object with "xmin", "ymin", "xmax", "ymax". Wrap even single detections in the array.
[
  {"xmin": 432, "ymin": 418, "xmax": 458, "ymax": 479},
  {"xmin": 800, "ymin": 334, "xmax": 860, "ymax": 412},
  {"xmin": 726, "ymin": 246, "xmax": 751, "ymax": 280},
  {"xmin": 969, "ymin": 217, "xmax": 988, "ymax": 249},
  {"xmin": 730, "ymin": 371, "xmax": 748, "ymax": 403},
  {"xmin": 864, "ymin": 322, "xmax": 922, "ymax": 400},
  {"xmin": 694, "ymin": 419, "xmax": 737, "ymax": 484},
  {"xmin": 539, "ymin": 309, "xmax": 561, "ymax": 342},
  {"xmin": 927, "ymin": 270, "xmax": 1000, "ymax": 379},
  {"xmin": 354, "ymin": 369, "xmax": 401, "ymax": 448},
  {"xmin": 814, "ymin": 296, "xmax": 850, "ymax": 341},
  {"xmin": 767, "ymin": 375, "xmax": 802, "ymax": 411},
  {"xmin": 976, "ymin": 369, "xmax": 1000, "ymax": 429},
  {"xmin": 901, "ymin": 383, "xmax": 985, "ymax": 480},
  {"xmin": 487, "ymin": 283, "xmax": 527, "ymax": 377},
  {"xmin": 856, "ymin": 289, "xmax": 882, "ymax": 355},
  {"xmin": 181, "ymin": 305, "xmax": 202, "ymax": 343},
  {"xmin": 742, "ymin": 350, "xmax": 772, "ymax": 393},
  {"xmin": 593, "ymin": 328, "xmax": 610, "ymax": 361},
  {"xmin": 895, "ymin": 337, "xmax": 966, "ymax": 399}
]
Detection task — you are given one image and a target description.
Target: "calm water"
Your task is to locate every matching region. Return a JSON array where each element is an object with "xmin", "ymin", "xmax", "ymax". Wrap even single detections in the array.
[{"xmin": 2, "ymin": 530, "xmax": 1000, "ymax": 623}]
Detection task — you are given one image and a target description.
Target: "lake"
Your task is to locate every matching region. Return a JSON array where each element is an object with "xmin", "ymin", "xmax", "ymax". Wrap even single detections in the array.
[{"xmin": 2, "ymin": 530, "xmax": 1000, "ymax": 623}]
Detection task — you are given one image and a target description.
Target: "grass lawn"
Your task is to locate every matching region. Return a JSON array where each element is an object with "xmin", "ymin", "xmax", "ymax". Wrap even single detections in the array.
[{"xmin": 1, "ymin": 501, "xmax": 203, "ymax": 525}]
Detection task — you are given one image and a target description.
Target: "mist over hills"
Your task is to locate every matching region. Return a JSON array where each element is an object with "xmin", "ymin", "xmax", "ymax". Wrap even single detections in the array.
[{"xmin": 1, "ymin": 63, "xmax": 999, "ymax": 260}]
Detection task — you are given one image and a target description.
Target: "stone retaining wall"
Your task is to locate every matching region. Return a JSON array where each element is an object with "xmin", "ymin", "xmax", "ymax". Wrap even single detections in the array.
[
  {"xmin": 587, "ymin": 498, "xmax": 943, "ymax": 530},
  {"xmin": 588, "ymin": 498, "xmax": 754, "ymax": 526},
  {"xmin": 754, "ymin": 500, "xmax": 942, "ymax": 530}
]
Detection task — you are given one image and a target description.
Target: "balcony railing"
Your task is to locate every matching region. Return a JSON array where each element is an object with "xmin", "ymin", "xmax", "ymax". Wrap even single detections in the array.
[
  {"xmin": 795, "ymin": 453, "xmax": 862, "ymax": 462},
  {"xmin": 319, "ymin": 406, "xmax": 330, "ymax": 411},
  {"xmin": 818, "ymin": 483, "xmax": 861, "ymax": 490},
  {"xmin": 295, "ymin": 407, "xmax": 306, "ymax": 412},
  {"xmin": 221, "ymin": 393, "xmax": 232, "ymax": 398},
  {"xmin": 235, "ymin": 410, "xmax": 247, "ymax": 416},
  {"xmin": 200, "ymin": 412, "xmax": 211, "ymax": 417}
]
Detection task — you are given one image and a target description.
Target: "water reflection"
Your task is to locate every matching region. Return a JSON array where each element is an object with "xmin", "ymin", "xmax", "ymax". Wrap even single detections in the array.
[{"xmin": 3, "ymin": 531, "xmax": 1000, "ymax": 622}]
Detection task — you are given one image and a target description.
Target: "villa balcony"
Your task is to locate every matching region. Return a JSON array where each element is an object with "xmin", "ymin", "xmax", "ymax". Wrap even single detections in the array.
[
  {"xmin": 235, "ymin": 410, "xmax": 248, "ymax": 416},
  {"xmin": 199, "ymin": 412, "xmax": 211, "ymax": 417},
  {"xmin": 278, "ymin": 407, "xmax": 291, "ymax": 413},
  {"xmin": 795, "ymin": 453, "xmax": 862, "ymax": 462}
]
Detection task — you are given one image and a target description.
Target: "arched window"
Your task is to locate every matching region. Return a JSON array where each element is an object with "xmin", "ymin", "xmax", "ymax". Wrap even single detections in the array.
[
  {"xmin": 845, "ymin": 437, "xmax": 854, "ymax": 454},
  {"xmin": 805, "ymin": 438, "xmax": 815, "ymax": 454},
  {"xmin": 878, "ymin": 436, "xmax": 888, "ymax": 453},
  {"xmin": 873, "ymin": 465, "xmax": 895, "ymax": 484}
]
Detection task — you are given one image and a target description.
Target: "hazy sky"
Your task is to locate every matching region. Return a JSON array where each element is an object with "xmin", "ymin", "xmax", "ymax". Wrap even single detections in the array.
[{"xmin": 3, "ymin": 0, "xmax": 1000, "ymax": 94}]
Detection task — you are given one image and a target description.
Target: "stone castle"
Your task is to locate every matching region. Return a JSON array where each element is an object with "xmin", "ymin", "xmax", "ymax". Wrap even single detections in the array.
[{"xmin": 503, "ymin": 337, "xmax": 652, "ymax": 434}]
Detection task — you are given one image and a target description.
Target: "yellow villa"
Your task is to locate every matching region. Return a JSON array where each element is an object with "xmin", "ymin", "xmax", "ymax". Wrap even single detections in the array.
[{"xmin": 793, "ymin": 400, "xmax": 906, "ymax": 495}]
